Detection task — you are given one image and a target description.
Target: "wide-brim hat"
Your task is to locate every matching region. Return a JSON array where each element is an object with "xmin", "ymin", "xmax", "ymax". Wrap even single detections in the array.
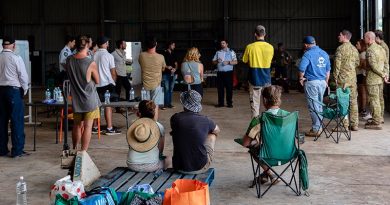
[
  {"xmin": 127, "ymin": 118, "xmax": 160, "ymax": 153},
  {"xmin": 180, "ymin": 90, "xmax": 202, "ymax": 113}
]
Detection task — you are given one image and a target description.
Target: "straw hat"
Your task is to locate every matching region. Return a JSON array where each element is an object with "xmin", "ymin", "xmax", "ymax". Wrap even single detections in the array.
[{"xmin": 127, "ymin": 118, "xmax": 160, "ymax": 152}]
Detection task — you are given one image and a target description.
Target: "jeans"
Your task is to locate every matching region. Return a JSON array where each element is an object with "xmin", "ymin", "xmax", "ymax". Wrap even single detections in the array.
[
  {"xmin": 304, "ymin": 80, "xmax": 327, "ymax": 131},
  {"xmin": 162, "ymin": 73, "xmax": 176, "ymax": 106},
  {"xmin": 0, "ymin": 86, "xmax": 25, "ymax": 156}
]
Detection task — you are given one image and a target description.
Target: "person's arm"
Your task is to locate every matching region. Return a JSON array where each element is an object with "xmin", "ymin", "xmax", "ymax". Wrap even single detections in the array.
[
  {"xmin": 242, "ymin": 135, "xmax": 254, "ymax": 147},
  {"xmin": 212, "ymin": 52, "xmax": 219, "ymax": 65},
  {"xmin": 229, "ymin": 50, "xmax": 238, "ymax": 65},
  {"xmin": 212, "ymin": 125, "xmax": 220, "ymax": 136},
  {"xmin": 16, "ymin": 56, "xmax": 29, "ymax": 95},
  {"xmin": 367, "ymin": 49, "xmax": 386, "ymax": 78},
  {"xmin": 162, "ymin": 57, "xmax": 167, "ymax": 72},
  {"xmin": 242, "ymin": 46, "xmax": 249, "ymax": 64},
  {"xmin": 87, "ymin": 62, "xmax": 99, "ymax": 84},
  {"xmin": 298, "ymin": 55, "xmax": 309, "ymax": 85},
  {"xmin": 199, "ymin": 63, "xmax": 204, "ymax": 81},
  {"xmin": 333, "ymin": 47, "xmax": 342, "ymax": 84},
  {"xmin": 108, "ymin": 55, "xmax": 117, "ymax": 81}
]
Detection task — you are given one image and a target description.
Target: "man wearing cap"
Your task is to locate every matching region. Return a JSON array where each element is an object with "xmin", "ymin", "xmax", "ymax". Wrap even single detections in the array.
[
  {"xmin": 59, "ymin": 35, "xmax": 75, "ymax": 83},
  {"xmin": 364, "ymin": 31, "xmax": 388, "ymax": 129},
  {"xmin": 170, "ymin": 90, "xmax": 220, "ymax": 174},
  {"xmin": 333, "ymin": 30, "xmax": 360, "ymax": 131},
  {"xmin": 139, "ymin": 36, "xmax": 166, "ymax": 107},
  {"xmin": 298, "ymin": 36, "xmax": 331, "ymax": 137},
  {"xmin": 94, "ymin": 36, "xmax": 121, "ymax": 135},
  {"xmin": 0, "ymin": 36, "xmax": 29, "ymax": 157},
  {"xmin": 242, "ymin": 25, "xmax": 274, "ymax": 118}
]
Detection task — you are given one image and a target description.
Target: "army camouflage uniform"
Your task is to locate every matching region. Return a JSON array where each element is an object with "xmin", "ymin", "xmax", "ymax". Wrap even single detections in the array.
[
  {"xmin": 378, "ymin": 41, "xmax": 390, "ymax": 122},
  {"xmin": 365, "ymin": 42, "xmax": 388, "ymax": 127},
  {"xmin": 333, "ymin": 42, "xmax": 360, "ymax": 129}
]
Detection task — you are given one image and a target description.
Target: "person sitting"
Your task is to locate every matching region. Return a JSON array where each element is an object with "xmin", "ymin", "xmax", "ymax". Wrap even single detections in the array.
[
  {"xmin": 241, "ymin": 85, "xmax": 287, "ymax": 184},
  {"xmin": 170, "ymin": 90, "xmax": 220, "ymax": 174},
  {"xmin": 126, "ymin": 100, "xmax": 170, "ymax": 172}
]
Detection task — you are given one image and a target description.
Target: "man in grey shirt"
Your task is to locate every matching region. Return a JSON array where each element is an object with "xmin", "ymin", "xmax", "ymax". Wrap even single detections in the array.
[{"xmin": 0, "ymin": 36, "xmax": 29, "ymax": 157}]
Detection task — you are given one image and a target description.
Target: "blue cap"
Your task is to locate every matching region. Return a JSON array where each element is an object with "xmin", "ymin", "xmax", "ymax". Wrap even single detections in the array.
[{"xmin": 303, "ymin": 36, "xmax": 316, "ymax": 44}]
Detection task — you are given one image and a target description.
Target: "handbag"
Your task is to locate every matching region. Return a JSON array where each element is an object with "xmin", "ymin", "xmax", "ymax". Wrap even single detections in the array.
[
  {"xmin": 163, "ymin": 179, "xmax": 210, "ymax": 205},
  {"xmin": 183, "ymin": 63, "xmax": 195, "ymax": 84}
]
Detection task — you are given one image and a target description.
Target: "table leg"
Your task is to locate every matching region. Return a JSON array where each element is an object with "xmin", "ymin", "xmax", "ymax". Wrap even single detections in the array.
[
  {"xmin": 34, "ymin": 105, "xmax": 37, "ymax": 151},
  {"xmin": 55, "ymin": 109, "xmax": 59, "ymax": 144}
]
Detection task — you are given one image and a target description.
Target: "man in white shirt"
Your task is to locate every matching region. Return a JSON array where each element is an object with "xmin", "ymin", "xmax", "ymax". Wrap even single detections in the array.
[
  {"xmin": 58, "ymin": 35, "xmax": 75, "ymax": 83},
  {"xmin": 0, "ymin": 36, "xmax": 30, "ymax": 157},
  {"xmin": 94, "ymin": 36, "xmax": 121, "ymax": 135},
  {"xmin": 112, "ymin": 39, "xmax": 132, "ymax": 101}
]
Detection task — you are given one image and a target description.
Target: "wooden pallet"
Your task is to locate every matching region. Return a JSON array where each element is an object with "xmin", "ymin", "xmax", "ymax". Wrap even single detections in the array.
[{"xmin": 86, "ymin": 167, "xmax": 215, "ymax": 193}]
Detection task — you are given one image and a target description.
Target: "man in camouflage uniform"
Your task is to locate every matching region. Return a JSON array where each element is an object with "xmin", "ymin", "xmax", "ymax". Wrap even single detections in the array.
[
  {"xmin": 364, "ymin": 31, "xmax": 389, "ymax": 130},
  {"xmin": 374, "ymin": 30, "xmax": 390, "ymax": 123},
  {"xmin": 333, "ymin": 30, "xmax": 360, "ymax": 131}
]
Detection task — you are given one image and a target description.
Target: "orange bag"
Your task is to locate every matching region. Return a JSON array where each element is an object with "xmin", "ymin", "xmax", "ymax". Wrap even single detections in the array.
[{"xmin": 163, "ymin": 179, "xmax": 210, "ymax": 205}]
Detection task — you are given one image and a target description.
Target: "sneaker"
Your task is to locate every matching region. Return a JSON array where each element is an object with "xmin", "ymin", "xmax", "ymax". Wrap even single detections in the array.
[
  {"xmin": 167, "ymin": 104, "xmax": 176, "ymax": 109},
  {"xmin": 160, "ymin": 106, "xmax": 167, "ymax": 110},
  {"xmin": 305, "ymin": 129, "xmax": 322, "ymax": 137},
  {"xmin": 92, "ymin": 127, "xmax": 99, "ymax": 134},
  {"xmin": 105, "ymin": 127, "xmax": 121, "ymax": 135},
  {"xmin": 365, "ymin": 121, "xmax": 382, "ymax": 130},
  {"xmin": 362, "ymin": 113, "xmax": 372, "ymax": 121},
  {"xmin": 11, "ymin": 151, "xmax": 30, "ymax": 158}
]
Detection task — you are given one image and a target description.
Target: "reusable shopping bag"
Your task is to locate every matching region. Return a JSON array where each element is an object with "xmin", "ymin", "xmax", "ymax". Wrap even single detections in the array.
[{"xmin": 163, "ymin": 179, "xmax": 210, "ymax": 205}]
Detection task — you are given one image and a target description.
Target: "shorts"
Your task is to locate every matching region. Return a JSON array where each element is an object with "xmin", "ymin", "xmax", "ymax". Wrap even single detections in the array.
[
  {"xmin": 96, "ymin": 84, "xmax": 116, "ymax": 102},
  {"xmin": 127, "ymin": 160, "xmax": 164, "ymax": 172},
  {"xmin": 73, "ymin": 107, "xmax": 100, "ymax": 123}
]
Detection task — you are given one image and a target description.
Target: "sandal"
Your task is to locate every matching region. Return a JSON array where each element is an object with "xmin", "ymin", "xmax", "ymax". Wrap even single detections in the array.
[{"xmin": 269, "ymin": 174, "xmax": 281, "ymax": 185}]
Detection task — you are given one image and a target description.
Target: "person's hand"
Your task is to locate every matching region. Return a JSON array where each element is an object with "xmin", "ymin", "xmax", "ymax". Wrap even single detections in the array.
[
  {"xmin": 223, "ymin": 61, "xmax": 229, "ymax": 65},
  {"xmin": 171, "ymin": 68, "xmax": 176, "ymax": 73},
  {"xmin": 299, "ymin": 78, "xmax": 306, "ymax": 86},
  {"xmin": 218, "ymin": 58, "xmax": 222, "ymax": 63},
  {"xmin": 384, "ymin": 75, "xmax": 390, "ymax": 84}
]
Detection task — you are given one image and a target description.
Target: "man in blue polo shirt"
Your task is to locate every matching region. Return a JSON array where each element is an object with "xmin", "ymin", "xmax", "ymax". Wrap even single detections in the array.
[{"xmin": 298, "ymin": 36, "xmax": 331, "ymax": 137}]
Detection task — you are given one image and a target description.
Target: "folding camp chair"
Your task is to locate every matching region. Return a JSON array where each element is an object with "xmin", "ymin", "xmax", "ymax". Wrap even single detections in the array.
[
  {"xmin": 309, "ymin": 87, "xmax": 351, "ymax": 143},
  {"xmin": 250, "ymin": 111, "xmax": 302, "ymax": 198}
]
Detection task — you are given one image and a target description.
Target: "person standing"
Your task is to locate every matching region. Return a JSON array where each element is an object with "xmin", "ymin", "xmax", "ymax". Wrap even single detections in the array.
[
  {"xmin": 364, "ymin": 31, "xmax": 388, "ymax": 129},
  {"xmin": 374, "ymin": 30, "xmax": 390, "ymax": 124},
  {"xmin": 94, "ymin": 36, "xmax": 121, "ymax": 135},
  {"xmin": 162, "ymin": 41, "xmax": 178, "ymax": 109},
  {"xmin": 212, "ymin": 39, "xmax": 237, "ymax": 108},
  {"xmin": 139, "ymin": 37, "xmax": 166, "ymax": 106},
  {"xmin": 66, "ymin": 36, "xmax": 100, "ymax": 151},
  {"xmin": 58, "ymin": 35, "xmax": 75, "ymax": 84},
  {"xmin": 242, "ymin": 25, "xmax": 274, "ymax": 118},
  {"xmin": 333, "ymin": 30, "xmax": 360, "ymax": 131},
  {"xmin": 273, "ymin": 42, "xmax": 291, "ymax": 93},
  {"xmin": 298, "ymin": 36, "xmax": 331, "ymax": 137},
  {"xmin": 181, "ymin": 47, "xmax": 204, "ymax": 96},
  {"xmin": 0, "ymin": 37, "xmax": 29, "ymax": 157},
  {"xmin": 355, "ymin": 39, "xmax": 371, "ymax": 119},
  {"xmin": 112, "ymin": 39, "xmax": 132, "ymax": 101}
]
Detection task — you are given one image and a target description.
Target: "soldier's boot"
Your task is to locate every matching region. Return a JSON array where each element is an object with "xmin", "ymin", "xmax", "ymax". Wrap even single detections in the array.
[{"xmin": 364, "ymin": 121, "xmax": 382, "ymax": 130}]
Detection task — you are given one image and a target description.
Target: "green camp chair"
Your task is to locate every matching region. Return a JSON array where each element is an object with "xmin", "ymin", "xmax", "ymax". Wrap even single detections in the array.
[
  {"xmin": 250, "ymin": 111, "xmax": 306, "ymax": 198},
  {"xmin": 309, "ymin": 87, "xmax": 351, "ymax": 143}
]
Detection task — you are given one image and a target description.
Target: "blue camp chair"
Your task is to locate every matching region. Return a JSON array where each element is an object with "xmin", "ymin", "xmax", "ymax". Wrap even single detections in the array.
[
  {"xmin": 249, "ymin": 111, "xmax": 308, "ymax": 198},
  {"xmin": 309, "ymin": 87, "xmax": 351, "ymax": 143}
]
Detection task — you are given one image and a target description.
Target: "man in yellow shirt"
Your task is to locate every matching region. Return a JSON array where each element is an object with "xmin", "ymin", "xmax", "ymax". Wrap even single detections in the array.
[{"xmin": 242, "ymin": 25, "xmax": 274, "ymax": 118}]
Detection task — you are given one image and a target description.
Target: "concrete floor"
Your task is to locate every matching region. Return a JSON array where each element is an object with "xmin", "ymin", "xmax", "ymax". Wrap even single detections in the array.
[{"xmin": 1, "ymin": 88, "xmax": 390, "ymax": 205}]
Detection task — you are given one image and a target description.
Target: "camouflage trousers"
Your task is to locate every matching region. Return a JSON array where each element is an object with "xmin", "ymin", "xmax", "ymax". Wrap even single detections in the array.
[
  {"xmin": 338, "ymin": 83, "xmax": 358, "ymax": 127},
  {"xmin": 367, "ymin": 83, "xmax": 384, "ymax": 124}
]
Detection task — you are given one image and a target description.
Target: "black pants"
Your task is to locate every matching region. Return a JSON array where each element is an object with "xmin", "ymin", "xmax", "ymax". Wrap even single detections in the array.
[
  {"xmin": 217, "ymin": 71, "xmax": 233, "ymax": 106},
  {"xmin": 115, "ymin": 76, "xmax": 132, "ymax": 100}
]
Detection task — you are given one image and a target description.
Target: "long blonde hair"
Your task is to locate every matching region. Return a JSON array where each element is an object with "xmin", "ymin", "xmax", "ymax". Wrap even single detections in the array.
[{"xmin": 184, "ymin": 47, "xmax": 201, "ymax": 62}]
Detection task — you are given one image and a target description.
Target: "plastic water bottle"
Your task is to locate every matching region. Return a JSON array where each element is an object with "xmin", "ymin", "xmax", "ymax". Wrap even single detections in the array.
[
  {"xmin": 45, "ymin": 89, "xmax": 51, "ymax": 100},
  {"xmin": 104, "ymin": 90, "xmax": 110, "ymax": 104},
  {"xmin": 141, "ymin": 87, "xmax": 148, "ymax": 100},
  {"xmin": 54, "ymin": 87, "xmax": 59, "ymax": 101},
  {"xmin": 129, "ymin": 87, "xmax": 135, "ymax": 101},
  {"xmin": 16, "ymin": 176, "xmax": 27, "ymax": 205},
  {"xmin": 57, "ymin": 91, "xmax": 64, "ymax": 103}
]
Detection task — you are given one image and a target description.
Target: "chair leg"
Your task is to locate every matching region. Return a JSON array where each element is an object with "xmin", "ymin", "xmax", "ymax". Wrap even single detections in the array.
[{"xmin": 97, "ymin": 118, "xmax": 101, "ymax": 139}]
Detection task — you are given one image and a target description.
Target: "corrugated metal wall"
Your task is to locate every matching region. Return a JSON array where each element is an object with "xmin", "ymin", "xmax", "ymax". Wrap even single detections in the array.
[{"xmin": 0, "ymin": 0, "xmax": 360, "ymax": 85}]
